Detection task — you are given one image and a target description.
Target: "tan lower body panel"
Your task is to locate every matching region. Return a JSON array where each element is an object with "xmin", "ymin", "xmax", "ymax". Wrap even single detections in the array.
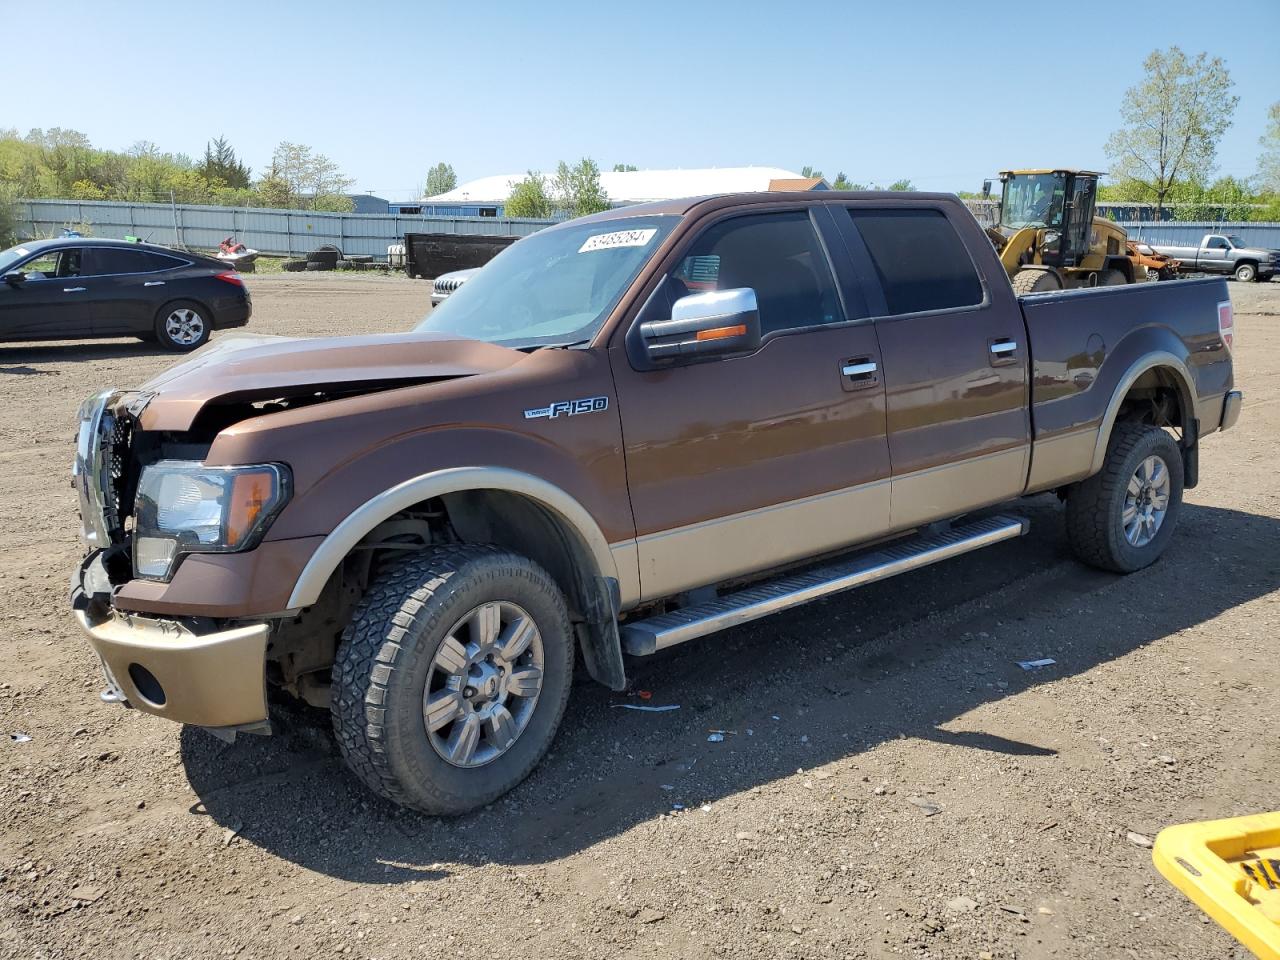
[
  {"xmin": 889, "ymin": 446, "xmax": 1029, "ymax": 530},
  {"xmin": 75, "ymin": 610, "xmax": 269, "ymax": 728},
  {"xmin": 632, "ymin": 479, "xmax": 891, "ymax": 601},
  {"xmin": 1026, "ymin": 428, "xmax": 1097, "ymax": 492}
]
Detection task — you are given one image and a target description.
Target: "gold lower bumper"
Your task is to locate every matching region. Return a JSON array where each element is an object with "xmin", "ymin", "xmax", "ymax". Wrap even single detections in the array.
[{"xmin": 74, "ymin": 609, "xmax": 269, "ymax": 728}]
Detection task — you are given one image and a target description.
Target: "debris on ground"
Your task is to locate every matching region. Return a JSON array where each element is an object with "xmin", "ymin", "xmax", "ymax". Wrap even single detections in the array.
[
  {"xmin": 69, "ymin": 884, "xmax": 105, "ymax": 904},
  {"xmin": 1017, "ymin": 658, "xmax": 1057, "ymax": 670},
  {"xmin": 947, "ymin": 896, "xmax": 979, "ymax": 912},
  {"xmin": 907, "ymin": 795, "xmax": 943, "ymax": 816},
  {"xmin": 1127, "ymin": 831, "xmax": 1154, "ymax": 849},
  {"xmin": 707, "ymin": 733, "xmax": 725, "ymax": 742},
  {"xmin": 609, "ymin": 703, "xmax": 680, "ymax": 712}
]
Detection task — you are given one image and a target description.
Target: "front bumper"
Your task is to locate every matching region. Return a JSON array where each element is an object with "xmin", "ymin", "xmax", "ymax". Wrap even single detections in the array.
[{"xmin": 74, "ymin": 606, "xmax": 270, "ymax": 729}]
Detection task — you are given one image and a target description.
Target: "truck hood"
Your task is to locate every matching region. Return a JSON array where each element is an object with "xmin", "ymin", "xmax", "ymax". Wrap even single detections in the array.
[{"xmin": 133, "ymin": 331, "xmax": 523, "ymax": 432}]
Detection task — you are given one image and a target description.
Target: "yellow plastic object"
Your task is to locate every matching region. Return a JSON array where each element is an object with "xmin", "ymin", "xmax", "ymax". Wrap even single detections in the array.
[{"xmin": 1154, "ymin": 813, "xmax": 1280, "ymax": 960}]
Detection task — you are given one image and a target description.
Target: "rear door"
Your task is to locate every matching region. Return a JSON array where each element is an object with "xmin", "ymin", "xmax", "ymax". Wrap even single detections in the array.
[
  {"xmin": 82, "ymin": 247, "xmax": 182, "ymax": 335},
  {"xmin": 832, "ymin": 202, "xmax": 1030, "ymax": 530},
  {"xmin": 0, "ymin": 247, "xmax": 93, "ymax": 340},
  {"xmin": 609, "ymin": 205, "xmax": 892, "ymax": 601}
]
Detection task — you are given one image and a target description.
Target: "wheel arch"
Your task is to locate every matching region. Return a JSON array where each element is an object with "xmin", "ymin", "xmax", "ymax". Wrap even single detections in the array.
[
  {"xmin": 1089, "ymin": 351, "xmax": 1196, "ymax": 476},
  {"xmin": 1103, "ymin": 256, "xmax": 1134, "ymax": 284},
  {"xmin": 285, "ymin": 466, "xmax": 628, "ymax": 691}
]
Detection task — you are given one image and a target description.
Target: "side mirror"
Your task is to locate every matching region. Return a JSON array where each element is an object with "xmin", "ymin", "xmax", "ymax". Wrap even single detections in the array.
[
  {"xmin": 2, "ymin": 270, "xmax": 25, "ymax": 287},
  {"xmin": 639, "ymin": 288, "xmax": 762, "ymax": 362},
  {"xmin": 982, "ymin": 179, "xmax": 993, "ymax": 199}
]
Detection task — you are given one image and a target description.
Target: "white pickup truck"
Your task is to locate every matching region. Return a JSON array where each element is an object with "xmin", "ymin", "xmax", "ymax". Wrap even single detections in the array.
[{"xmin": 1149, "ymin": 233, "xmax": 1278, "ymax": 283}]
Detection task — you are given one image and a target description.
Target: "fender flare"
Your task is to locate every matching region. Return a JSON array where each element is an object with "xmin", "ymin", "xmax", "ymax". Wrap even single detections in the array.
[
  {"xmin": 286, "ymin": 466, "xmax": 618, "ymax": 610},
  {"xmin": 1089, "ymin": 351, "xmax": 1196, "ymax": 475}
]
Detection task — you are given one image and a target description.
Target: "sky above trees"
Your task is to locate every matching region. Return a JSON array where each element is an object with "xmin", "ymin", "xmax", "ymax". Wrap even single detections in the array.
[{"xmin": 2, "ymin": 0, "xmax": 1276, "ymax": 198}]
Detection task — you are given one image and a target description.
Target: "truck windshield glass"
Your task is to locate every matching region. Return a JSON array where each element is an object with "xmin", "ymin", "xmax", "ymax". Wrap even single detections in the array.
[
  {"xmin": 1001, "ymin": 173, "xmax": 1066, "ymax": 229},
  {"xmin": 417, "ymin": 217, "xmax": 677, "ymax": 348}
]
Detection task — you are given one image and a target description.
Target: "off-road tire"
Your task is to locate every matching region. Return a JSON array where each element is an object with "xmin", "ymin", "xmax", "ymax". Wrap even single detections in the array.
[
  {"xmin": 281, "ymin": 259, "xmax": 307, "ymax": 272},
  {"xmin": 330, "ymin": 545, "xmax": 574, "ymax": 815},
  {"xmin": 1065, "ymin": 423, "xmax": 1184, "ymax": 574},
  {"xmin": 1234, "ymin": 262, "xmax": 1257, "ymax": 283},
  {"xmin": 336, "ymin": 259, "xmax": 353, "ymax": 270},
  {"xmin": 304, "ymin": 261, "xmax": 326, "ymax": 272},
  {"xmin": 1011, "ymin": 269, "xmax": 1062, "ymax": 295},
  {"xmin": 1098, "ymin": 269, "xmax": 1128, "ymax": 286}
]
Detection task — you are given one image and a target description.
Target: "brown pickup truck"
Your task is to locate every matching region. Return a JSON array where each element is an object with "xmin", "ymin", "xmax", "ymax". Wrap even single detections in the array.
[{"xmin": 71, "ymin": 192, "xmax": 1241, "ymax": 814}]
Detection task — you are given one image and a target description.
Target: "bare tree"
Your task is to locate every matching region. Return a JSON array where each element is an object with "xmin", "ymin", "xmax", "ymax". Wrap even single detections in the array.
[
  {"xmin": 1104, "ymin": 47, "xmax": 1238, "ymax": 213},
  {"xmin": 1256, "ymin": 102, "xmax": 1280, "ymax": 195}
]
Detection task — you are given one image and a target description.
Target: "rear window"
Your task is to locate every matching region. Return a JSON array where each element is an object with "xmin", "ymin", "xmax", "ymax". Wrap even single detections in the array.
[{"xmin": 846, "ymin": 209, "xmax": 984, "ymax": 316}]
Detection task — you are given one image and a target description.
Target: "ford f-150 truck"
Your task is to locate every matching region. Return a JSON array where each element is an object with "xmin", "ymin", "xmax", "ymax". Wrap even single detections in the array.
[
  {"xmin": 70, "ymin": 192, "xmax": 1241, "ymax": 814},
  {"xmin": 1148, "ymin": 233, "xmax": 1278, "ymax": 283}
]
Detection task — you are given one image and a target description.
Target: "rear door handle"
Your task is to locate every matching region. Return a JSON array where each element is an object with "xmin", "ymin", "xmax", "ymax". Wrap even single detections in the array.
[
  {"xmin": 144, "ymin": 280, "xmax": 165, "ymax": 287},
  {"xmin": 841, "ymin": 357, "xmax": 880, "ymax": 392},
  {"xmin": 63, "ymin": 286, "xmax": 86, "ymax": 293},
  {"xmin": 989, "ymin": 338, "xmax": 1018, "ymax": 366}
]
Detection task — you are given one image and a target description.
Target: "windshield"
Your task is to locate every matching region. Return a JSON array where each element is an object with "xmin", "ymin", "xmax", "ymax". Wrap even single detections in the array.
[
  {"xmin": 417, "ymin": 216, "xmax": 677, "ymax": 348},
  {"xmin": 1000, "ymin": 173, "xmax": 1066, "ymax": 229},
  {"xmin": 0, "ymin": 243, "xmax": 35, "ymax": 275},
  {"xmin": 1226, "ymin": 235, "xmax": 1245, "ymax": 247}
]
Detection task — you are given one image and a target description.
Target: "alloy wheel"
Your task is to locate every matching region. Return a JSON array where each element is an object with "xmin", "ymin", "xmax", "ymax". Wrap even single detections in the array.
[{"xmin": 1122, "ymin": 454, "xmax": 1171, "ymax": 547}]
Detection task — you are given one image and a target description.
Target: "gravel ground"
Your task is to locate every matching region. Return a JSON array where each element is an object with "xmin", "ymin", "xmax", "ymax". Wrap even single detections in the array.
[{"xmin": 0, "ymin": 274, "xmax": 1277, "ymax": 960}]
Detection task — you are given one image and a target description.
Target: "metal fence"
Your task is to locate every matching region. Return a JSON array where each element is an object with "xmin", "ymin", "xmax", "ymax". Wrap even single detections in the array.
[
  {"xmin": 1112, "ymin": 221, "xmax": 1280, "ymax": 249},
  {"xmin": 15, "ymin": 199, "xmax": 556, "ymax": 259}
]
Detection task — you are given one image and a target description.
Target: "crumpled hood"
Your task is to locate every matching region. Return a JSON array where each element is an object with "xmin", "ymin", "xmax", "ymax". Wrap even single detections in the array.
[{"xmin": 134, "ymin": 331, "xmax": 523, "ymax": 431}]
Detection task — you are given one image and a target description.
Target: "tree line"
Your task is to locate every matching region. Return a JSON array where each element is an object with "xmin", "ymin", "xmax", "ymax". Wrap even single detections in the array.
[{"xmin": 0, "ymin": 129, "xmax": 356, "ymax": 212}]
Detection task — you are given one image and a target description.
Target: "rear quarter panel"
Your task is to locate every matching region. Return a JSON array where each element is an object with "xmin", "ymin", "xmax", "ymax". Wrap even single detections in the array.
[{"xmin": 1021, "ymin": 277, "xmax": 1232, "ymax": 491}]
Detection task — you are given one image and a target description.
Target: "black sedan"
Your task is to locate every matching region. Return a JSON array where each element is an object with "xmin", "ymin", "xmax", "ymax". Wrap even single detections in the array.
[{"xmin": 0, "ymin": 238, "xmax": 251, "ymax": 351}]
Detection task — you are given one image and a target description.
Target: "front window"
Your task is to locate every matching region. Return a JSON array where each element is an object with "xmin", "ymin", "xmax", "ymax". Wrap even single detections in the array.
[
  {"xmin": 11, "ymin": 247, "xmax": 82, "ymax": 280},
  {"xmin": 1000, "ymin": 173, "xmax": 1067, "ymax": 229},
  {"xmin": 417, "ymin": 216, "xmax": 677, "ymax": 348}
]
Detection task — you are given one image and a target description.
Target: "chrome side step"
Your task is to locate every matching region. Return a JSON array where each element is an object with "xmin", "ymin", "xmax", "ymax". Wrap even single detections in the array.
[{"xmin": 620, "ymin": 515, "xmax": 1028, "ymax": 656}]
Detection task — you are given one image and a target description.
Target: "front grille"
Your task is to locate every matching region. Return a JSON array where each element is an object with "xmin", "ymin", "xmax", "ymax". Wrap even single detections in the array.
[
  {"xmin": 74, "ymin": 391, "xmax": 136, "ymax": 549},
  {"xmin": 102, "ymin": 412, "xmax": 133, "ymax": 539}
]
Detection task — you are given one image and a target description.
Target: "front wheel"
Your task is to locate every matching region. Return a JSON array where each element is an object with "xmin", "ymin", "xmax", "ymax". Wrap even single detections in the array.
[
  {"xmin": 331, "ymin": 545, "xmax": 574, "ymax": 815},
  {"xmin": 1065, "ymin": 423, "xmax": 1184, "ymax": 573},
  {"xmin": 1011, "ymin": 269, "xmax": 1062, "ymax": 295},
  {"xmin": 1234, "ymin": 262, "xmax": 1258, "ymax": 283},
  {"xmin": 155, "ymin": 301, "xmax": 211, "ymax": 351}
]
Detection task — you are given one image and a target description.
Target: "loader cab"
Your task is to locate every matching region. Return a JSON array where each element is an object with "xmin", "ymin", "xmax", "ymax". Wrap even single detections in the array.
[{"xmin": 997, "ymin": 169, "xmax": 1100, "ymax": 268}]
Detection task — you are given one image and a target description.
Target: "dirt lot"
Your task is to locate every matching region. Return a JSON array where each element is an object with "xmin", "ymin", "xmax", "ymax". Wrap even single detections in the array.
[{"xmin": 1, "ymin": 274, "xmax": 1277, "ymax": 960}]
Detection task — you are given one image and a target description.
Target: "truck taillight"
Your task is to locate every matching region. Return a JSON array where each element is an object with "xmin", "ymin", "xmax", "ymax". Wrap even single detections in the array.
[{"xmin": 1218, "ymin": 300, "xmax": 1234, "ymax": 354}]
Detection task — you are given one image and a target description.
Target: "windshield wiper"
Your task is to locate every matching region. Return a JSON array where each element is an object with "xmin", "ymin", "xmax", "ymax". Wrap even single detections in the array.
[{"xmin": 530, "ymin": 338, "xmax": 593, "ymax": 351}]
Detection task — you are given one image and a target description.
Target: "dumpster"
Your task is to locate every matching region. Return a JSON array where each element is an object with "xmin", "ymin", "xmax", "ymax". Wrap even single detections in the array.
[{"xmin": 403, "ymin": 233, "xmax": 517, "ymax": 280}]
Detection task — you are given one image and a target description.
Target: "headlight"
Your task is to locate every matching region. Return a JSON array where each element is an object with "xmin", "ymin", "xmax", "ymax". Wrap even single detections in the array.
[{"xmin": 133, "ymin": 461, "xmax": 290, "ymax": 581}]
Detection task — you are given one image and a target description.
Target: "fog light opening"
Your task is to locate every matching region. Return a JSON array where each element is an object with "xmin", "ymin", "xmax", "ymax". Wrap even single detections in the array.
[{"xmin": 127, "ymin": 663, "xmax": 166, "ymax": 706}]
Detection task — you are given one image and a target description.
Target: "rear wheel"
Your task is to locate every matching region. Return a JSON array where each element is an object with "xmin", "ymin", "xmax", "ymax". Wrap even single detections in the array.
[
  {"xmin": 154, "ymin": 300, "xmax": 211, "ymax": 352},
  {"xmin": 1234, "ymin": 262, "xmax": 1258, "ymax": 283},
  {"xmin": 1099, "ymin": 269, "xmax": 1128, "ymax": 286},
  {"xmin": 1065, "ymin": 423, "xmax": 1183, "ymax": 573},
  {"xmin": 330, "ymin": 545, "xmax": 574, "ymax": 815},
  {"xmin": 1011, "ymin": 269, "xmax": 1062, "ymax": 295}
]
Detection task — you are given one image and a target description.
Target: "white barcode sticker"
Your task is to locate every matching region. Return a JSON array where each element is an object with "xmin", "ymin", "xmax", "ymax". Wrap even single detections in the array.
[{"xmin": 578, "ymin": 228, "xmax": 657, "ymax": 254}]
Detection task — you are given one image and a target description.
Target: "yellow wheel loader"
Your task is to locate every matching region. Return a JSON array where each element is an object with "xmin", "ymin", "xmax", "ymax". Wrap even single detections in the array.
[{"xmin": 982, "ymin": 169, "xmax": 1137, "ymax": 294}]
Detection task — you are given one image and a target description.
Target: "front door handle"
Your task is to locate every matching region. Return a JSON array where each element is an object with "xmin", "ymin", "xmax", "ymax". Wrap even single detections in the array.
[
  {"xmin": 842, "ymin": 360, "xmax": 878, "ymax": 376},
  {"xmin": 989, "ymin": 338, "xmax": 1018, "ymax": 366},
  {"xmin": 144, "ymin": 280, "xmax": 165, "ymax": 287},
  {"xmin": 63, "ymin": 286, "xmax": 86, "ymax": 293}
]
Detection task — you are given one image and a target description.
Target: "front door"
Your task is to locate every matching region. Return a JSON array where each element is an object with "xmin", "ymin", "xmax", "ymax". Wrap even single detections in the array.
[
  {"xmin": 609, "ymin": 208, "xmax": 892, "ymax": 601},
  {"xmin": 1201, "ymin": 236, "xmax": 1232, "ymax": 272},
  {"xmin": 0, "ymin": 247, "xmax": 93, "ymax": 340},
  {"xmin": 834, "ymin": 205, "xmax": 1030, "ymax": 530}
]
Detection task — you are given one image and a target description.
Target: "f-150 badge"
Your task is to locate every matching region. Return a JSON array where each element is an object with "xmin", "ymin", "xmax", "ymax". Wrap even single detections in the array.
[{"xmin": 524, "ymin": 396, "xmax": 609, "ymax": 420}]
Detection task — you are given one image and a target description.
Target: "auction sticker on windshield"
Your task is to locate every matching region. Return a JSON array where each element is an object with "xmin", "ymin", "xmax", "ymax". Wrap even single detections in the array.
[{"xmin": 578, "ymin": 228, "xmax": 658, "ymax": 254}]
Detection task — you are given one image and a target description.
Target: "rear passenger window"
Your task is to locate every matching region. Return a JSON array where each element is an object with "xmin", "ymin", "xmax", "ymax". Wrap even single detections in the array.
[
  {"xmin": 83, "ymin": 248, "xmax": 158, "ymax": 275},
  {"xmin": 846, "ymin": 209, "xmax": 983, "ymax": 316}
]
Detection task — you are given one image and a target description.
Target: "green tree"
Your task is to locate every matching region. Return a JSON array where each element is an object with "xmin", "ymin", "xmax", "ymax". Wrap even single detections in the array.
[
  {"xmin": 0, "ymin": 183, "xmax": 18, "ymax": 246},
  {"xmin": 262, "ymin": 142, "xmax": 354, "ymax": 210},
  {"xmin": 612, "ymin": 163, "xmax": 638, "ymax": 172},
  {"xmin": 831, "ymin": 172, "xmax": 853, "ymax": 190},
  {"xmin": 553, "ymin": 157, "xmax": 610, "ymax": 217},
  {"xmin": 887, "ymin": 178, "xmax": 916, "ymax": 192},
  {"xmin": 800, "ymin": 165, "xmax": 824, "ymax": 180},
  {"xmin": 425, "ymin": 162, "xmax": 457, "ymax": 196},
  {"xmin": 201, "ymin": 136, "xmax": 251, "ymax": 189},
  {"xmin": 505, "ymin": 172, "xmax": 553, "ymax": 219},
  {"xmin": 1256, "ymin": 101, "xmax": 1280, "ymax": 196},
  {"xmin": 1105, "ymin": 46, "xmax": 1238, "ymax": 213}
]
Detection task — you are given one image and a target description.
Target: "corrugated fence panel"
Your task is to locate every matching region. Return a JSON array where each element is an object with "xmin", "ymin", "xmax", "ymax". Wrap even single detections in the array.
[
  {"xmin": 16, "ymin": 199, "xmax": 554, "ymax": 258},
  {"xmin": 1114, "ymin": 221, "xmax": 1280, "ymax": 249}
]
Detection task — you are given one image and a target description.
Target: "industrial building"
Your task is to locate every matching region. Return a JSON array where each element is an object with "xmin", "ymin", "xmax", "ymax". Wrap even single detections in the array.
[{"xmin": 406, "ymin": 166, "xmax": 820, "ymax": 218}]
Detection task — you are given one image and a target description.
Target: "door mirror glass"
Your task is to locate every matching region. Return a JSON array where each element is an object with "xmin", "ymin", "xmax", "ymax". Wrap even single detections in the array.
[
  {"xmin": 639, "ymin": 287, "xmax": 762, "ymax": 362},
  {"xmin": 2, "ymin": 270, "xmax": 25, "ymax": 286}
]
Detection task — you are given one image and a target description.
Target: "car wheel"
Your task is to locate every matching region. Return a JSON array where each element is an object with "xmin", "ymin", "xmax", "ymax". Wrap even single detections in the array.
[
  {"xmin": 155, "ymin": 301, "xmax": 212, "ymax": 352},
  {"xmin": 1234, "ymin": 262, "xmax": 1257, "ymax": 283},
  {"xmin": 1065, "ymin": 423, "xmax": 1183, "ymax": 574},
  {"xmin": 330, "ymin": 544, "xmax": 574, "ymax": 815}
]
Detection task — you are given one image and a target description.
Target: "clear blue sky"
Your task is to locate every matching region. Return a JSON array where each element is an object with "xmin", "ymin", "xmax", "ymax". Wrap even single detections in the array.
[{"xmin": 6, "ymin": 0, "xmax": 1276, "ymax": 199}]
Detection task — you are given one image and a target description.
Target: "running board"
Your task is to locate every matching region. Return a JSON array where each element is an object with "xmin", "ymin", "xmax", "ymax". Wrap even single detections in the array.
[{"xmin": 620, "ymin": 515, "xmax": 1028, "ymax": 656}]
